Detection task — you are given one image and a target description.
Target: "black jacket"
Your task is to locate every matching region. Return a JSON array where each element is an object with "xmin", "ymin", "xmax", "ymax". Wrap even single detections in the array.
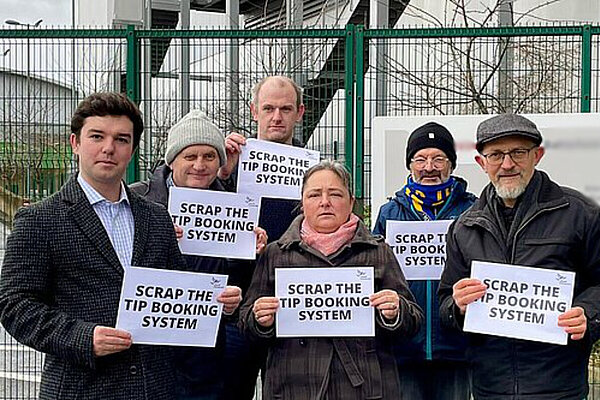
[
  {"xmin": 439, "ymin": 170, "xmax": 600, "ymax": 399},
  {"xmin": 130, "ymin": 165, "xmax": 248, "ymax": 396}
]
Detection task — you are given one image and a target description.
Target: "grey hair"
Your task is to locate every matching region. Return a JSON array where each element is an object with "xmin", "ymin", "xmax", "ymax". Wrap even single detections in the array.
[
  {"xmin": 251, "ymin": 76, "xmax": 303, "ymax": 110},
  {"xmin": 301, "ymin": 160, "xmax": 354, "ymax": 198}
]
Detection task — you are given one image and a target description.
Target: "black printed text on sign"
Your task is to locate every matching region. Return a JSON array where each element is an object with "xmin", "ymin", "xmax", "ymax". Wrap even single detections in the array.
[{"xmin": 237, "ymin": 138, "xmax": 320, "ymax": 200}]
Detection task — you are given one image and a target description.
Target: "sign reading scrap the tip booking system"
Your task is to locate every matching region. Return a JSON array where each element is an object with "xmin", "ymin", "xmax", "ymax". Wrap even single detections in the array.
[
  {"xmin": 464, "ymin": 261, "xmax": 575, "ymax": 345},
  {"xmin": 275, "ymin": 267, "xmax": 375, "ymax": 337},
  {"xmin": 169, "ymin": 187, "xmax": 260, "ymax": 259},
  {"xmin": 385, "ymin": 220, "xmax": 452, "ymax": 280},
  {"xmin": 237, "ymin": 138, "xmax": 320, "ymax": 200},
  {"xmin": 116, "ymin": 266, "xmax": 227, "ymax": 347}
]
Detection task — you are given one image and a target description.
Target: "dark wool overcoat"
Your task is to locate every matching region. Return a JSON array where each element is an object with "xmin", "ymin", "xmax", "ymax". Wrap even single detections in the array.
[
  {"xmin": 0, "ymin": 176, "xmax": 186, "ymax": 400},
  {"xmin": 240, "ymin": 216, "xmax": 424, "ymax": 400}
]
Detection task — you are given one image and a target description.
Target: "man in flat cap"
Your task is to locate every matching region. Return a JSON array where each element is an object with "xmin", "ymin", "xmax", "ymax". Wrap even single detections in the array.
[
  {"xmin": 438, "ymin": 114, "xmax": 600, "ymax": 399},
  {"xmin": 373, "ymin": 122, "xmax": 476, "ymax": 400}
]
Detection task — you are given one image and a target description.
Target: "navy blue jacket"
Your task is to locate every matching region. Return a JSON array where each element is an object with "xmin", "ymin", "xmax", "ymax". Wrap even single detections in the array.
[{"xmin": 373, "ymin": 176, "xmax": 476, "ymax": 362}]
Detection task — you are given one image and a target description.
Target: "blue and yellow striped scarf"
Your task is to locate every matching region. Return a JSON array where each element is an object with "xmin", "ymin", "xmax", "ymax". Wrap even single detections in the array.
[{"xmin": 403, "ymin": 176, "xmax": 455, "ymax": 220}]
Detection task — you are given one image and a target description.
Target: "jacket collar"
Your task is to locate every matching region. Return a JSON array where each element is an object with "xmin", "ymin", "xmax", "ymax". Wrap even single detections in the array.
[
  {"xmin": 60, "ymin": 174, "xmax": 151, "ymax": 274},
  {"xmin": 462, "ymin": 170, "xmax": 569, "ymax": 229},
  {"xmin": 277, "ymin": 214, "xmax": 379, "ymax": 251},
  {"xmin": 393, "ymin": 175, "xmax": 473, "ymax": 216}
]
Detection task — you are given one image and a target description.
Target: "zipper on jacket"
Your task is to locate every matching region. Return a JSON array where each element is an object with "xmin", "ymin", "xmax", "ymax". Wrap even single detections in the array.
[{"xmin": 426, "ymin": 280, "xmax": 432, "ymax": 360}]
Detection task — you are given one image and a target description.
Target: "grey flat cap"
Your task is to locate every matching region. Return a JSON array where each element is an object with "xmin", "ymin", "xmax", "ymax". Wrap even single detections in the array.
[{"xmin": 476, "ymin": 114, "xmax": 542, "ymax": 152}]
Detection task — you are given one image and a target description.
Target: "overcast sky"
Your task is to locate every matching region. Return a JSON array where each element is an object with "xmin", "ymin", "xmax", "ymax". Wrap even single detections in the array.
[{"xmin": 0, "ymin": 0, "xmax": 71, "ymax": 27}]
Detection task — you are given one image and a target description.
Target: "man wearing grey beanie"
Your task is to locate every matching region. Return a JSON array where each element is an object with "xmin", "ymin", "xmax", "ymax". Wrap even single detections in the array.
[
  {"xmin": 131, "ymin": 110, "xmax": 267, "ymax": 400},
  {"xmin": 439, "ymin": 113, "xmax": 600, "ymax": 399}
]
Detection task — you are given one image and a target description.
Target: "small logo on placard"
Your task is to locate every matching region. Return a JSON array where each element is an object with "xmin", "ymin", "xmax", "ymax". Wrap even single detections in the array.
[
  {"xmin": 555, "ymin": 273, "xmax": 568, "ymax": 285},
  {"xmin": 356, "ymin": 269, "xmax": 370, "ymax": 280},
  {"xmin": 211, "ymin": 277, "xmax": 225, "ymax": 288},
  {"xmin": 244, "ymin": 196, "xmax": 258, "ymax": 207}
]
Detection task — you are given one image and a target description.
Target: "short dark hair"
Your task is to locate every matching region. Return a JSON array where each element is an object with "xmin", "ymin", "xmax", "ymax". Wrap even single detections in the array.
[{"xmin": 71, "ymin": 92, "xmax": 144, "ymax": 149}]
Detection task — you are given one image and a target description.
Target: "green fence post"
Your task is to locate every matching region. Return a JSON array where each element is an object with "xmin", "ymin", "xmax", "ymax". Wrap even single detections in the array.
[
  {"xmin": 126, "ymin": 24, "xmax": 141, "ymax": 183},
  {"xmin": 344, "ymin": 24, "xmax": 355, "ymax": 174},
  {"xmin": 581, "ymin": 25, "xmax": 592, "ymax": 113},
  {"xmin": 355, "ymin": 25, "xmax": 365, "ymax": 201}
]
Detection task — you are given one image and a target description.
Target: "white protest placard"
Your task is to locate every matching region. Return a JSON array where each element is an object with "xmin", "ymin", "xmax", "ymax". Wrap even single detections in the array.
[
  {"xmin": 237, "ymin": 138, "xmax": 320, "ymax": 200},
  {"xmin": 385, "ymin": 220, "xmax": 452, "ymax": 280},
  {"xmin": 464, "ymin": 261, "xmax": 575, "ymax": 345},
  {"xmin": 116, "ymin": 266, "xmax": 227, "ymax": 347},
  {"xmin": 168, "ymin": 187, "xmax": 260, "ymax": 259},
  {"xmin": 275, "ymin": 267, "xmax": 375, "ymax": 337}
]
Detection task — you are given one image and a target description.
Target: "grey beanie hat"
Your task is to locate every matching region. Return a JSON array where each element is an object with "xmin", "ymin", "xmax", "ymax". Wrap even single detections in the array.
[
  {"xmin": 476, "ymin": 114, "xmax": 542, "ymax": 152},
  {"xmin": 164, "ymin": 110, "xmax": 227, "ymax": 167}
]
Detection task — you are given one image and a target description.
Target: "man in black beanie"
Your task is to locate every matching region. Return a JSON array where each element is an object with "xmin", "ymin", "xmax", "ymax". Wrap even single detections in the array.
[{"xmin": 373, "ymin": 121, "xmax": 476, "ymax": 400}]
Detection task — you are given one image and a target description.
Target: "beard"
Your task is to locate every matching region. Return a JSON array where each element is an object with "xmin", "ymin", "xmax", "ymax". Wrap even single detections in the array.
[{"xmin": 492, "ymin": 179, "xmax": 527, "ymax": 200}]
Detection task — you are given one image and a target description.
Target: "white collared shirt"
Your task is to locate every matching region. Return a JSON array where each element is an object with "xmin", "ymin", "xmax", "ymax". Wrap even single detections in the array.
[{"xmin": 77, "ymin": 174, "xmax": 134, "ymax": 269}]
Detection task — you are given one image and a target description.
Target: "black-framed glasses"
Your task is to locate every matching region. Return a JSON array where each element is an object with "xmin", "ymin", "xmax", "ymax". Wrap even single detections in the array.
[
  {"xmin": 482, "ymin": 146, "xmax": 538, "ymax": 166},
  {"xmin": 410, "ymin": 156, "xmax": 449, "ymax": 169}
]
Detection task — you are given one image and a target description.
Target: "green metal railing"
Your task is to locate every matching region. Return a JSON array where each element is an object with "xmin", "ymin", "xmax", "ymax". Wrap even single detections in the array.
[{"xmin": 1, "ymin": 24, "xmax": 600, "ymax": 399}]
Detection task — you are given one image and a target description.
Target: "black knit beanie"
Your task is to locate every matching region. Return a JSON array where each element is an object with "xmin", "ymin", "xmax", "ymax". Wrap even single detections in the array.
[{"xmin": 405, "ymin": 122, "xmax": 457, "ymax": 169}]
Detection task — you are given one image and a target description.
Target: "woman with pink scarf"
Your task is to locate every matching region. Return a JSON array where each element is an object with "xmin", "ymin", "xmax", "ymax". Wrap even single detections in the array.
[{"xmin": 239, "ymin": 160, "xmax": 422, "ymax": 400}]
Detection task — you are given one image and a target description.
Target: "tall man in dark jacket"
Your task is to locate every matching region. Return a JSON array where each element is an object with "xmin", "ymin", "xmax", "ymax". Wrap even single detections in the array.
[
  {"xmin": 439, "ymin": 114, "xmax": 600, "ymax": 399},
  {"xmin": 131, "ymin": 110, "xmax": 261, "ymax": 399},
  {"xmin": 0, "ymin": 92, "xmax": 186, "ymax": 399},
  {"xmin": 217, "ymin": 75, "xmax": 306, "ymax": 399},
  {"xmin": 373, "ymin": 122, "xmax": 476, "ymax": 400}
]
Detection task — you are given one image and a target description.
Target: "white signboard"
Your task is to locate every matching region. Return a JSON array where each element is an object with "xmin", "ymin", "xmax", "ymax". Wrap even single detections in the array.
[
  {"xmin": 371, "ymin": 113, "xmax": 600, "ymax": 230},
  {"xmin": 464, "ymin": 261, "xmax": 575, "ymax": 345},
  {"xmin": 237, "ymin": 139, "xmax": 320, "ymax": 200},
  {"xmin": 168, "ymin": 187, "xmax": 260, "ymax": 260},
  {"xmin": 275, "ymin": 267, "xmax": 375, "ymax": 337},
  {"xmin": 385, "ymin": 220, "xmax": 452, "ymax": 280},
  {"xmin": 116, "ymin": 267, "xmax": 227, "ymax": 347}
]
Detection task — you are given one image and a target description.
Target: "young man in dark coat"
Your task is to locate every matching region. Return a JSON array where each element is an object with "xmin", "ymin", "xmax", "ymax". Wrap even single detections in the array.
[
  {"xmin": 0, "ymin": 92, "xmax": 186, "ymax": 399},
  {"xmin": 373, "ymin": 122, "xmax": 476, "ymax": 400},
  {"xmin": 439, "ymin": 114, "xmax": 600, "ymax": 399}
]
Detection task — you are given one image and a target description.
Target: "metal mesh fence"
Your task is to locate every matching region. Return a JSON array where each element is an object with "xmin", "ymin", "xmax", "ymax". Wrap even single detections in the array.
[
  {"xmin": 0, "ymin": 24, "xmax": 599, "ymax": 399},
  {"xmin": 136, "ymin": 30, "xmax": 349, "ymax": 179},
  {"xmin": 360, "ymin": 28, "xmax": 596, "ymax": 218}
]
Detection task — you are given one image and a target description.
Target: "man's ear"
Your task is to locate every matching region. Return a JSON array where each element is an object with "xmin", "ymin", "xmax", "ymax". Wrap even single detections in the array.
[
  {"xmin": 250, "ymin": 103, "xmax": 258, "ymax": 122},
  {"xmin": 534, "ymin": 146, "xmax": 545, "ymax": 166},
  {"xmin": 475, "ymin": 154, "xmax": 486, "ymax": 171},
  {"xmin": 296, "ymin": 103, "xmax": 305, "ymax": 121}
]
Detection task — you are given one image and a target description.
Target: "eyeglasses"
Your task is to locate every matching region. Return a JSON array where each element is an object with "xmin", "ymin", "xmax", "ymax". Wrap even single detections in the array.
[
  {"xmin": 481, "ymin": 146, "xmax": 538, "ymax": 166},
  {"xmin": 411, "ymin": 156, "xmax": 449, "ymax": 169}
]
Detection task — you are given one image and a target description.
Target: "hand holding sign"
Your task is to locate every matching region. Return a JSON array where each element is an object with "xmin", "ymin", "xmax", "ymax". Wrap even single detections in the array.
[
  {"xmin": 453, "ymin": 278, "xmax": 487, "ymax": 315},
  {"xmin": 253, "ymin": 297, "xmax": 279, "ymax": 328},
  {"xmin": 218, "ymin": 132, "xmax": 247, "ymax": 180},
  {"xmin": 93, "ymin": 326, "xmax": 132, "ymax": 357},
  {"xmin": 254, "ymin": 227, "xmax": 268, "ymax": 254},
  {"xmin": 370, "ymin": 289, "xmax": 400, "ymax": 321},
  {"xmin": 558, "ymin": 306, "xmax": 587, "ymax": 340},
  {"xmin": 218, "ymin": 286, "xmax": 242, "ymax": 315}
]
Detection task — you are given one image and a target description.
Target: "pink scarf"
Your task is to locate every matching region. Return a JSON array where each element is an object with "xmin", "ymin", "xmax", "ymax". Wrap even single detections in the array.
[{"xmin": 300, "ymin": 214, "xmax": 360, "ymax": 256}]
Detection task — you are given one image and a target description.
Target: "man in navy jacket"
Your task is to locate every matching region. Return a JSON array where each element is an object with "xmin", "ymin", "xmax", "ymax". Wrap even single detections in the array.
[{"xmin": 373, "ymin": 122, "xmax": 476, "ymax": 400}]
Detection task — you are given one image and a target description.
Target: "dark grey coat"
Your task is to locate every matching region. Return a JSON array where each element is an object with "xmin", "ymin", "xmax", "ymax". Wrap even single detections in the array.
[
  {"xmin": 240, "ymin": 216, "xmax": 423, "ymax": 400},
  {"xmin": 439, "ymin": 170, "xmax": 600, "ymax": 399},
  {"xmin": 0, "ymin": 176, "xmax": 186, "ymax": 400}
]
